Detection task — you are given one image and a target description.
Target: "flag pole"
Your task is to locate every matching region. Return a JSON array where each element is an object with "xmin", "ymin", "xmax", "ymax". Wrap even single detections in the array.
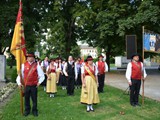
[
  {"xmin": 19, "ymin": 0, "xmax": 24, "ymax": 115},
  {"xmin": 19, "ymin": 74, "xmax": 24, "ymax": 115},
  {"xmin": 10, "ymin": 0, "xmax": 26, "ymax": 115},
  {"xmin": 19, "ymin": 50, "xmax": 24, "ymax": 116},
  {"xmin": 142, "ymin": 26, "xmax": 145, "ymax": 105}
]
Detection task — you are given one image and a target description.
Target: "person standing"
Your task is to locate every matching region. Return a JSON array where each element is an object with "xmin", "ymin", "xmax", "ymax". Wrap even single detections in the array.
[
  {"xmin": 126, "ymin": 53, "xmax": 147, "ymax": 107},
  {"xmin": 41, "ymin": 56, "xmax": 50, "ymax": 91},
  {"xmin": 16, "ymin": 52, "xmax": 45, "ymax": 117},
  {"xmin": 75, "ymin": 57, "xmax": 82, "ymax": 89},
  {"xmin": 63, "ymin": 56, "xmax": 75, "ymax": 96},
  {"xmin": 80, "ymin": 56, "xmax": 100, "ymax": 112},
  {"xmin": 57, "ymin": 58, "xmax": 62, "ymax": 85},
  {"xmin": 61, "ymin": 60, "xmax": 67, "ymax": 90},
  {"xmin": 46, "ymin": 59, "xmax": 57, "ymax": 98},
  {"xmin": 96, "ymin": 55, "xmax": 108, "ymax": 93}
]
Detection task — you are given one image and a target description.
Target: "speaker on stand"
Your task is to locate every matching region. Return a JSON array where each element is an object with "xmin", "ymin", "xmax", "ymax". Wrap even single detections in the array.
[{"xmin": 126, "ymin": 35, "xmax": 137, "ymax": 59}]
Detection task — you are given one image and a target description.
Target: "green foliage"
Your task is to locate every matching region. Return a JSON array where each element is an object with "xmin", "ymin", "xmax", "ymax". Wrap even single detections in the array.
[
  {"xmin": 10, "ymin": 68, "xmax": 17, "ymax": 83},
  {"xmin": 93, "ymin": 58, "xmax": 98, "ymax": 63},
  {"xmin": 1, "ymin": 0, "xmax": 160, "ymax": 67},
  {"xmin": 0, "ymin": 0, "xmax": 52, "ymax": 54},
  {"xmin": 110, "ymin": 57, "xmax": 115, "ymax": 64},
  {"xmin": 0, "ymin": 0, "xmax": 17, "ymax": 54},
  {"xmin": 1, "ymin": 86, "xmax": 160, "ymax": 120},
  {"xmin": 6, "ymin": 57, "xmax": 16, "ymax": 67},
  {"xmin": 41, "ymin": 0, "xmax": 89, "ymax": 58}
]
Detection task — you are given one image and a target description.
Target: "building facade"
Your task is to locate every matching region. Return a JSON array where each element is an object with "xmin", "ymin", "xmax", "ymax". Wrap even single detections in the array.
[{"xmin": 79, "ymin": 45, "xmax": 98, "ymax": 58}]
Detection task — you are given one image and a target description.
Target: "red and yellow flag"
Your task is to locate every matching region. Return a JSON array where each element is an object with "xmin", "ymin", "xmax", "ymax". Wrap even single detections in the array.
[{"xmin": 10, "ymin": 1, "xmax": 26, "ymax": 74}]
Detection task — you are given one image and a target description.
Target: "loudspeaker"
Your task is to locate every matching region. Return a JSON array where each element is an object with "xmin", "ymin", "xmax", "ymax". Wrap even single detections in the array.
[{"xmin": 126, "ymin": 35, "xmax": 137, "ymax": 59}]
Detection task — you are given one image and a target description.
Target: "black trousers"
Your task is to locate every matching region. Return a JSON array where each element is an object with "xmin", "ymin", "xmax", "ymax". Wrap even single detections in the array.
[
  {"xmin": 66, "ymin": 76, "xmax": 75, "ymax": 95},
  {"xmin": 58, "ymin": 73, "xmax": 63, "ymax": 86},
  {"xmin": 130, "ymin": 79, "xmax": 141, "ymax": 104},
  {"xmin": 61, "ymin": 74, "xmax": 67, "ymax": 86},
  {"xmin": 98, "ymin": 74, "xmax": 105, "ymax": 93},
  {"xmin": 25, "ymin": 85, "xmax": 38, "ymax": 113},
  {"xmin": 75, "ymin": 73, "xmax": 82, "ymax": 86},
  {"xmin": 41, "ymin": 74, "xmax": 47, "ymax": 86}
]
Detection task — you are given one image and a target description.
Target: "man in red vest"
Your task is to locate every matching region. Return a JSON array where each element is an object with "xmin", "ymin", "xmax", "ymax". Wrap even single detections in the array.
[
  {"xmin": 96, "ymin": 55, "xmax": 108, "ymax": 93},
  {"xmin": 126, "ymin": 53, "xmax": 147, "ymax": 107},
  {"xmin": 16, "ymin": 52, "xmax": 45, "ymax": 116}
]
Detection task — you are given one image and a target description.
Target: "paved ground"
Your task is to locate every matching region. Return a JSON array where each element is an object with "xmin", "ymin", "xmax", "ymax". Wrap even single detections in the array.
[{"xmin": 105, "ymin": 68, "xmax": 160, "ymax": 101}]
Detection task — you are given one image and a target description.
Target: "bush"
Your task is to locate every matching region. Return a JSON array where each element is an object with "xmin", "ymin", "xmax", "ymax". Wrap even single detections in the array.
[
  {"xmin": 11, "ymin": 68, "xmax": 17, "ymax": 83},
  {"xmin": 6, "ymin": 57, "xmax": 16, "ymax": 68},
  {"xmin": 110, "ymin": 57, "xmax": 115, "ymax": 64}
]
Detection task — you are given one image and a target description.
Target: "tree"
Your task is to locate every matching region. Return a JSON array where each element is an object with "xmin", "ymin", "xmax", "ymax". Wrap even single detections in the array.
[
  {"xmin": 0, "ymin": 0, "xmax": 18, "ymax": 55},
  {"xmin": 41, "ymin": 0, "xmax": 89, "ymax": 59},
  {"xmin": 75, "ymin": 0, "xmax": 131, "ymax": 71},
  {"xmin": 0, "ymin": 0, "xmax": 53, "ymax": 54},
  {"xmin": 118, "ymin": 0, "xmax": 160, "ymax": 57}
]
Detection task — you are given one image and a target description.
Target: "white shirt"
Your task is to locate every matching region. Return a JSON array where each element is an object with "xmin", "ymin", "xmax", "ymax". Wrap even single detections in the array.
[
  {"xmin": 74, "ymin": 62, "xmax": 82, "ymax": 80},
  {"xmin": 96, "ymin": 61, "xmax": 108, "ymax": 72},
  {"xmin": 16, "ymin": 62, "xmax": 45, "ymax": 86},
  {"xmin": 46, "ymin": 64, "xmax": 57, "ymax": 72},
  {"xmin": 41, "ymin": 60, "xmax": 49, "ymax": 68},
  {"xmin": 63, "ymin": 61, "xmax": 77, "ymax": 77},
  {"xmin": 125, "ymin": 62, "xmax": 147, "ymax": 83}
]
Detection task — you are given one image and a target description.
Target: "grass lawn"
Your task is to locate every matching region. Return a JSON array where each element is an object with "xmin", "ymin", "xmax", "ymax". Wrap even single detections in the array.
[{"xmin": 0, "ymin": 85, "xmax": 160, "ymax": 120}]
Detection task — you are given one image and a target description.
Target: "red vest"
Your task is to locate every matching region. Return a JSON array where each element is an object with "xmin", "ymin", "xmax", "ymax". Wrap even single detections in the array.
[
  {"xmin": 131, "ymin": 61, "xmax": 142, "ymax": 80},
  {"xmin": 24, "ymin": 62, "xmax": 38, "ymax": 86},
  {"xmin": 50, "ymin": 66, "xmax": 56, "ymax": 73},
  {"xmin": 98, "ymin": 61, "xmax": 105, "ymax": 74},
  {"xmin": 50, "ymin": 69, "xmax": 56, "ymax": 73},
  {"xmin": 84, "ymin": 64, "xmax": 95, "ymax": 76}
]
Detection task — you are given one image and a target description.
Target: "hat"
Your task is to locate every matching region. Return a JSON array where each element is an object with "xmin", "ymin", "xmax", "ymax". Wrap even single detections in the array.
[
  {"xmin": 98, "ymin": 55, "xmax": 104, "ymax": 58},
  {"xmin": 58, "ymin": 57, "xmax": 62, "ymax": 60},
  {"xmin": 26, "ymin": 52, "xmax": 35, "ymax": 57},
  {"xmin": 131, "ymin": 53, "xmax": 139, "ymax": 59},
  {"xmin": 55, "ymin": 57, "xmax": 59, "ymax": 60},
  {"xmin": 50, "ymin": 58, "xmax": 55, "ymax": 62},
  {"xmin": 86, "ymin": 56, "xmax": 93, "ymax": 61}
]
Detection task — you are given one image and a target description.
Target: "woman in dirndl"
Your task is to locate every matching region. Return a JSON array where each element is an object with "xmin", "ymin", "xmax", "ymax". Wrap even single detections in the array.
[
  {"xmin": 46, "ymin": 59, "xmax": 57, "ymax": 97},
  {"xmin": 80, "ymin": 56, "xmax": 100, "ymax": 112}
]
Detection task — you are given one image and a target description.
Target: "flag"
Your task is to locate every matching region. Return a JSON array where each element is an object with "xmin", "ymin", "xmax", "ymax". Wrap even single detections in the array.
[
  {"xmin": 10, "ymin": 1, "xmax": 26, "ymax": 74},
  {"xmin": 143, "ymin": 28, "xmax": 160, "ymax": 53}
]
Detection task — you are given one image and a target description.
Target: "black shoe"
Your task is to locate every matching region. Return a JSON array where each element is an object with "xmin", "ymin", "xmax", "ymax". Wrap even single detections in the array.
[
  {"xmin": 23, "ymin": 112, "xmax": 30, "ymax": 116},
  {"xmin": 90, "ymin": 109, "xmax": 94, "ymax": 112},
  {"xmin": 86, "ymin": 109, "xmax": 90, "ymax": 112},
  {"xmin": 32, "ymin": 111, "xmax": 38, "ymax": 117},
  {"xmin": 135, "ymin": 103, "xmax": 141, "ymax": 106},
  {"xmin": 98, "ymin": 91, "xmax": 103, "ymax": 93},
  {"xmin": 68, "ymin": 93, "xmax": 74, "ymax": 96},
  {"xmin": 131, "ymin": 103, "xmax": 136, "ymax": 107},
  {"xmin": 71, "ymin": 94, "xmax": 74, "ymax": 96}
]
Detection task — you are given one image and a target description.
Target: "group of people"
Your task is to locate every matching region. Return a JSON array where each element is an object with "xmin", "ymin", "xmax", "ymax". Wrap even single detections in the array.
[
  {"xmin": 16, "ymin": 52, "xmax": 147, "ymax": 117},
  {"xmin": 40, "ymin": 56, "xmax": 83, "ymax": 97}
]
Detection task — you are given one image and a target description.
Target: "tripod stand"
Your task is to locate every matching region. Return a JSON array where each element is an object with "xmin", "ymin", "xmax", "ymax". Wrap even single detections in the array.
[
  {"xmin": 119, "ymin": 86, "xmax": 130, "ymax": 98},
  {"xmin": 119, "ymin": 86, "xmax": 142, "ymax": 99}
]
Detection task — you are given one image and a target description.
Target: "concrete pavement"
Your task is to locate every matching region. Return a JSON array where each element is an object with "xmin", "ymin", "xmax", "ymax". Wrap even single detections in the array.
[{"xmin": 105, "ymin": 68, "xmax": 160, "ymax": 101}]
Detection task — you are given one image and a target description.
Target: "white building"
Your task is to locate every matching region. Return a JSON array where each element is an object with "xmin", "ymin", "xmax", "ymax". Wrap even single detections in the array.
[{"xmin": 79, "ymin": 45, "xmax": 98, "ymax": 58}]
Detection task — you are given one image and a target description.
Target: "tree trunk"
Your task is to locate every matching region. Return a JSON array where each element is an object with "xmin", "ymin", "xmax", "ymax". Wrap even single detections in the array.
[{"xmin": 106, "ymin": 46, "xmax": 111, "ymax": 72}]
